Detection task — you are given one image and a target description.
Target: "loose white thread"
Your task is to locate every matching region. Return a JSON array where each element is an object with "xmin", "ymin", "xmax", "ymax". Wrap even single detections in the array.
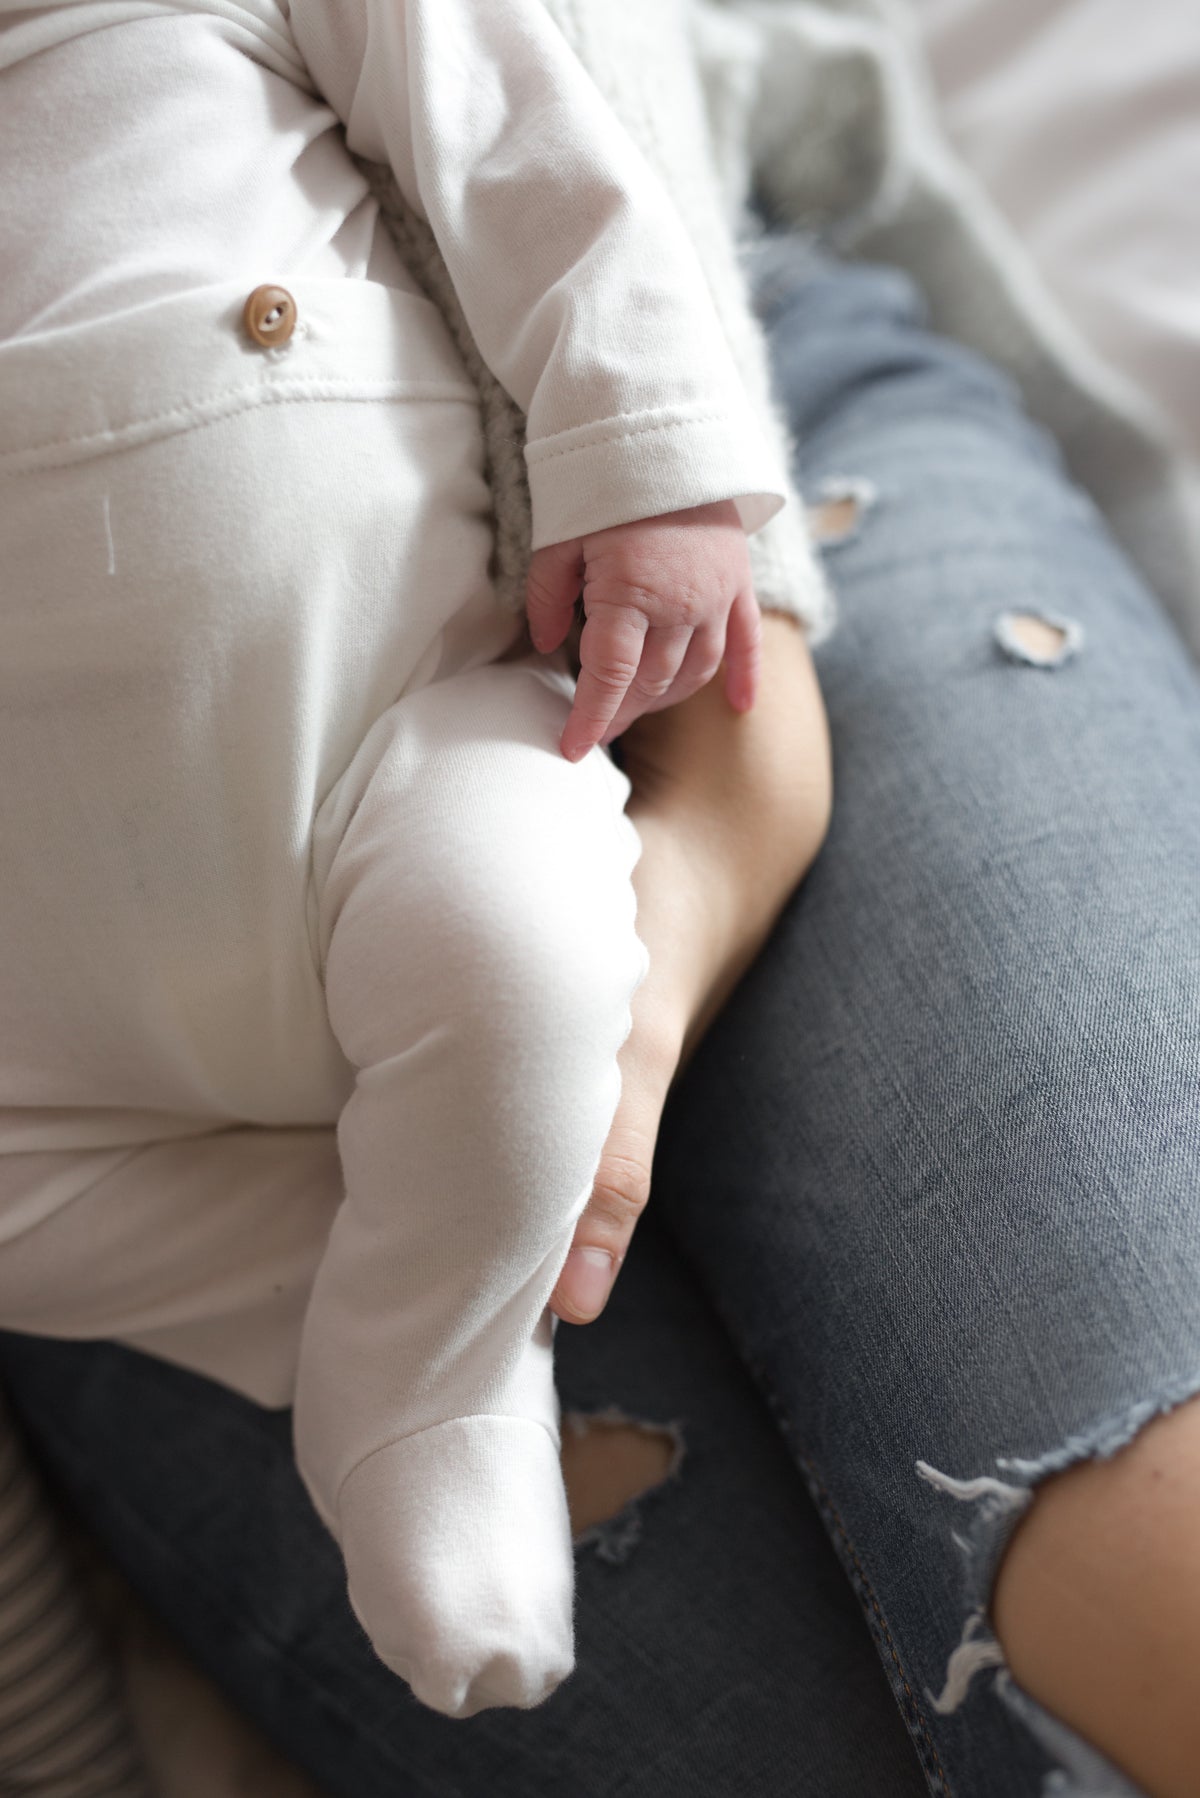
[{"xmin": 928, "ymin": 1611, "xmax": 1007, "ymax": 1714}]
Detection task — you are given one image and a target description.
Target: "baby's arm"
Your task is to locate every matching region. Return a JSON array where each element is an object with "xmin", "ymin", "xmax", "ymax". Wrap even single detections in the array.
[
  {"xmin": 527, "ymin": 498, "xmax": 762, "ymax": 762},
  {"xmin": 288, "ymin": 0, "xmax": 788, "ymax": 716}
]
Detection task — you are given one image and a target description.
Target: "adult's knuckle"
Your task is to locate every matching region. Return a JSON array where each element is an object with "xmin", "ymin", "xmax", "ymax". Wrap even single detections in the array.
[{"xmin": 589, "ymin": 1154, "xmax": 652, "ymax": 1227}]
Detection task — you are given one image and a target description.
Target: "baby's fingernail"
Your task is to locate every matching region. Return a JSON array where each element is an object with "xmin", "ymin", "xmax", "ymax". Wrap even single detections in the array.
[{"xmin": 560, "ymin": 1246, "xmax": 614, "ymax": 1319}]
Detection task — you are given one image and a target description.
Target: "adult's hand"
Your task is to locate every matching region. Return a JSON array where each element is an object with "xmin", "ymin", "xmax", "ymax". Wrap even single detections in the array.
[{"xmin": 550, "ymin": 610, "xmax": 833, "ymax": 1324}]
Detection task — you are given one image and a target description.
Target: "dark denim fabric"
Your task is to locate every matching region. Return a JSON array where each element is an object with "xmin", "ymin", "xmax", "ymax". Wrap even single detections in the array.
[{"xmin": 3, "ymin": 228, "xmax": 1199, "ymax": 1797}]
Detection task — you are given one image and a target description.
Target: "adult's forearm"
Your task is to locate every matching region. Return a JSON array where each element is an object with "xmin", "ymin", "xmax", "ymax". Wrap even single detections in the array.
[
  {"xmin": 549, "ymin": 609, "xmax": 834, "ymax": 1325},
  {"xmin": 617, "ymin": 608, "xmax": 833, "ymax": 1065}
]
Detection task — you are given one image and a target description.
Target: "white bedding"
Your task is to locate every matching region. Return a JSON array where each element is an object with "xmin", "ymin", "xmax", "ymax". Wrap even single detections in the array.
[{"xmin": 909, "ymin": 0, "xmax": 1200, "ymax": 649}]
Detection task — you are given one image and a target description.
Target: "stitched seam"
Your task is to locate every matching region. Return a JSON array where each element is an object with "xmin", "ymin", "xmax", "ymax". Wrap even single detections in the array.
[
  {"xmin": 332, "ymin": 1412, "xmax": 559, "ymax": 1515},
  {"xmin": 737, "ymin": 1341, "xmax": 952, "ymax": 1795},
  {"xmin": 674, "ymin": 1266, "xmax": 955, "ymax": 1798},
  {"xmin": 801, "ymin": 1455, "xmax": 953, "ymax": 1796},
  {"xmin": 525, "ymin": 409, "xmax": 734, "ymax": 464},
  {"xmin": 0, "ymin": 378, "xmax": 478, "ymax": 475}
]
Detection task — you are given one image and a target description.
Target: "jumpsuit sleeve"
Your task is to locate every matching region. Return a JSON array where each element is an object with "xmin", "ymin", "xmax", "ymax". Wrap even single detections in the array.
[{"xmin": 286, "ymin": 0, "xmax": 791, "ymax": 549}]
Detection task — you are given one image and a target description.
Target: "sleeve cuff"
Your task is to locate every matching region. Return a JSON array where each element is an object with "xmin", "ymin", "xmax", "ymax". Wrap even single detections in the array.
[{"xmin": 525, "ymin": 402, "xmax": 789, "ymax": 550}]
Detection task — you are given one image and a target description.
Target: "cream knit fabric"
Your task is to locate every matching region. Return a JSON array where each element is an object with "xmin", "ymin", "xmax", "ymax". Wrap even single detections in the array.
[{"xmin": 0, "ymin": 0, "xmax": 806, "ymax": 1722}]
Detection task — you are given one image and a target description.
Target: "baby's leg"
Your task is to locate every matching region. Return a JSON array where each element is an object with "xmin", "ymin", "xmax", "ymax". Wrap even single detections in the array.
[{"xmin": 295, "ymin": 656, "xmax": 647, "ymax": 1720}]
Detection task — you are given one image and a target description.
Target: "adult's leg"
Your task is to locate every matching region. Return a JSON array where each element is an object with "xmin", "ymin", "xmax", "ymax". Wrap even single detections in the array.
[
  {"xmin": 649, "ymin": 224, "xmax": 1200, "ymax": 1797},
  {"xmin": 0, "ymin": 1198, "xmax": 928, "ymax": 1797}
]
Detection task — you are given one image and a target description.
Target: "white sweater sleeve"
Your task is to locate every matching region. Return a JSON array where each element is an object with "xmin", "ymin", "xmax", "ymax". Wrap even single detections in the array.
[{"xmin": 287, "ymin": 0, "xmax": 790, "ymax": 549}]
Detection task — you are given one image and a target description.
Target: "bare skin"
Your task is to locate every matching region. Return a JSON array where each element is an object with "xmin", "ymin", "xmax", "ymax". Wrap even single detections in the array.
[
  {"xmin": 991, "ymin": 1391, "xmax": 1200, "ymax": 1797},
  {"xmin": 549, "ymin": 608, "xmax": 833, "ymax": 1328},
  {"xmin": 559, "ymin": 1413, "xmax": 679, "ymax": 1540}
]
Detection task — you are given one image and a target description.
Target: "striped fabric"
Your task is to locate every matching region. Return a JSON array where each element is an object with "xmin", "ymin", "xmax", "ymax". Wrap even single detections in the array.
[{"xmin": 0, "ymin": 1387, "xmax": 149, "ymax": 1798}]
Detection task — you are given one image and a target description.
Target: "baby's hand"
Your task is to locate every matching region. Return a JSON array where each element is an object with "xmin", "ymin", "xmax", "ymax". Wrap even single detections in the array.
[{"xmin": 525, "ymin": 500, "xmax": 762, "ymax": 762}]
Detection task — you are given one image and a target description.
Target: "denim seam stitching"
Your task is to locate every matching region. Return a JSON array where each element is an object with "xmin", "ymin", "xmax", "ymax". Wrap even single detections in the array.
[
  {"xmin": 799, "ymin": 1453, "xmax": 953, "ymax": 1798},
  {"xmin": 709, "ymin": 1308, "xmax": 954, "ymax": 1798},
  {"xmin": 660, "ymin": 1215, "xmax": 956, "ymax": 1794}
]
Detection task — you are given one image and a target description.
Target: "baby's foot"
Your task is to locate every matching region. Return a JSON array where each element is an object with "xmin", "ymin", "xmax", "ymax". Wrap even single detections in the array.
[{"xmin": 336, "ymin": 1411, "xmax": 574, "ymax": 1720}]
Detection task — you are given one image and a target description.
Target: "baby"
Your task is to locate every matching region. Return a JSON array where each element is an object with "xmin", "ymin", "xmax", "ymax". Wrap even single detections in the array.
[{"xmin": 0, "ymin": 0, "xmax": 788, "ymax": 1720}]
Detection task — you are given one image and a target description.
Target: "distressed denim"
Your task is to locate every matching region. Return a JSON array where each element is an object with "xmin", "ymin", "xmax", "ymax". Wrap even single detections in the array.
[{"xmin": 2, "ymin": 227, "xmax": 1199, "ymax": 1796}]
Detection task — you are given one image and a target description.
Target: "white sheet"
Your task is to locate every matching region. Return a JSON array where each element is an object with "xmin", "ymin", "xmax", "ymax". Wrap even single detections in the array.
[{"xmin": 910, "ymin": 0, "xmax": 1200, "ymax": 643}]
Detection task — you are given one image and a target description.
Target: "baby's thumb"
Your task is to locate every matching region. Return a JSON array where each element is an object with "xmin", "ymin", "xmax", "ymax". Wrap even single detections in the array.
[{"xmin": 526, "ymin": 541, "xmax": 584, "ymax": 655}]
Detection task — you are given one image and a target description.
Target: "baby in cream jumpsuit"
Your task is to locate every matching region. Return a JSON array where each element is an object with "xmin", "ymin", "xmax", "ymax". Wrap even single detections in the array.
[{"xmin": 0, "ymin": 0, "xmax": 787, "ymax": 1719}]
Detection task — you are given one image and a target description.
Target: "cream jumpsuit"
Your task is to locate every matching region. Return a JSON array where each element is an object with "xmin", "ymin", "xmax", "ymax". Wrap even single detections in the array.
[{"xmin": 0, "ymin": 0, "xmax": 786, "ymax": 1719}]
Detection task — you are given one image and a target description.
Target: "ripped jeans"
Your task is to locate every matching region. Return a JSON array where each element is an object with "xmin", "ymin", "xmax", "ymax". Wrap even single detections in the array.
[{"xmin": 2, "ymin": 228, "xmax": 1198, "ymax": 1798}]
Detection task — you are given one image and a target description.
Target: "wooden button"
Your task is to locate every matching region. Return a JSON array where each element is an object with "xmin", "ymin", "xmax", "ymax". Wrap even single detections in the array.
[{"xmin": 242, "ymin": 285, "xmax": 297, "ymax": 348}]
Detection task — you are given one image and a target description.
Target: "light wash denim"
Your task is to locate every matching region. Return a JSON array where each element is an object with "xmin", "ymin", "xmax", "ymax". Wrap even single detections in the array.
[{"xmin": 2, "ymin": 225, "xmax": 1199, "ymax": 1797}]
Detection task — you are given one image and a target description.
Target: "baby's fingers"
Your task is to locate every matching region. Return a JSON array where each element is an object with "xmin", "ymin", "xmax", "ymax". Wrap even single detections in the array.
[
  {"xmin": 722, "ymin": 583, "xmax": 763, "ymax": 713},
  {"xmin": 597, "ymin": 622, "xmax": 697, "ymax": 745},
  {"xmin": 560, "ymin": 604, "xmax": 648, "ymax": 762},
  {"xmin": 526, "ymin": 540, "xmax": 584, "ymax": 656}
]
